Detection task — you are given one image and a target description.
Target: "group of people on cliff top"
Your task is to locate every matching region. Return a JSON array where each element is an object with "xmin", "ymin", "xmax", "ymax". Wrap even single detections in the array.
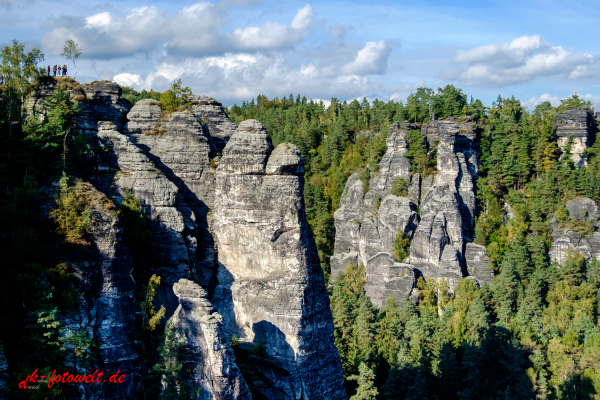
[{"xmin": 48, "ymin": 65, "xmax": 67, "ymax": 77}]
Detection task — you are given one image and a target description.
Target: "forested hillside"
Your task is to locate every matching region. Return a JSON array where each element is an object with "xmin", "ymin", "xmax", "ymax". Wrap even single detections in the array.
[
  {"xmin": 2, "ymin": 36, "xmax": 600, "ymax": 400},
  {"xmin": 227, "ymin": 91, "xmax": 600, "ymax": 399}
]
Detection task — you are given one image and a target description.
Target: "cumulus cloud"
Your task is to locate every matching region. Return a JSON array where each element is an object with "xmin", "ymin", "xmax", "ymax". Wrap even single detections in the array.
[
  {"xmin": 41, "ymin": 2, "xmax": 315, "ymax": 59},
  {"xmin": 122, "ymin": 52, "xmax": 381, "ymax": 104},
  {"xmin": 522, "ymin": 93, "xmax": 561, "ymax": 110},
  {"xmin": 448, "ymin": 35, "xmax": 598, "ymax": 87},
  {"xmin": 343, "ymin": 40, "xmax": 399, "ymax": 75}
]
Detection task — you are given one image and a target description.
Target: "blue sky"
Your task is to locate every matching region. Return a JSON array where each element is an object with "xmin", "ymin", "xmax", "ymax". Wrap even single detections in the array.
[{"xmin": 1, "ymin": 0, "xmax": 599, "ymax": 108}]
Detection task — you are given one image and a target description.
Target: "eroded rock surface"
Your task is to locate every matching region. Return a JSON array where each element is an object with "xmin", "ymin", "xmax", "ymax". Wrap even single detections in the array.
[
  {"xmin": 211, "ymin": 120, "xmax": 346, "ymax": 400},
  {"xmin": 167, "ymin": 279, "xmax": 251, "ymax": 399},
  {"xmin": 556, "ymin": 107, "xmax": 596, "ymax": 168},
  {"xmin": 95, "ymin": 121, "xmax": 198, "ymax": 314},
  {"xmin": 45, "ymin": 181, "xmax": 140, "ymax": 400},
  {"xmin": 331, "ymin": 123, "xmax": 420, "ymax": 306},
  {"xmin": 332, "ymin": 119, "xmax": 490, "ymax": 307},
  {"xmin": 191, "ymin": 95, "xmax": 239, "ymax": 154}
]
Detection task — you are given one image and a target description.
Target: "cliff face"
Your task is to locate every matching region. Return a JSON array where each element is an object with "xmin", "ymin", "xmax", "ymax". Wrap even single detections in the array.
[
  {"xmin": 332, "ymin": 119, "xmax": 493, "ymax": 308},
  {"xmin": 211, "ymin": 120, "xmax": 346, "ymax": 399},
  {"xmin": 40, "ymin": 180, "xmax": 140, "ymax": 400},
  {"xmin": 25, "ymin": 81, "xmax": 346, "ymax": 399},
  {"xmin": 556, "ymin": 107, "xmax": 597, "ymax": 168}
]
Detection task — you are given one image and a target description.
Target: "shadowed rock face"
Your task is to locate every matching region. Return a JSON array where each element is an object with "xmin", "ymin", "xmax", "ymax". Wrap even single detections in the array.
[
  {"xmin": 556, "ymin": 108, "xmax": 597, "ymax": 168},
  {"xmin": 168, "ymin": 279, "xmax": 251, "ymax": 400},
  {"xmin": 332, "ymin": 119, "xmax": 492, "ymax": 308},
  {"xmin": 95, "ymin": 121, "xmax": 198, "ymax": 316},
  {"xmin": 124, "ymin": 103, "xmax": 221, "ymax": 303},
  {"xmin": 40, "ymin": 181, "xmax": 140, "ymax": 400},
  {"xmin": 212, "ymin": 120, "xmax": 346, "ymax": 400}
]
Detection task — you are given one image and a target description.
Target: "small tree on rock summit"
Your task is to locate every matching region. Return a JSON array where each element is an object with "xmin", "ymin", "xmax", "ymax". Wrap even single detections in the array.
[{"xmin": 61, "ymin": 39, "xmax": 82, "ymax": 79}]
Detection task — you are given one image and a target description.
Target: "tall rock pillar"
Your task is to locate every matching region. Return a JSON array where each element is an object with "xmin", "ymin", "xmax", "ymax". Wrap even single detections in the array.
[{"xmin": 211, "ymin": 120, "xmax": 346, "ymax": 399}]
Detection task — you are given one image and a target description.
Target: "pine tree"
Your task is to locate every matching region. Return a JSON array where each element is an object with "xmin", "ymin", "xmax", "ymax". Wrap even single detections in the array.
[{"xmin": 348, "ymin": 362, "xmax": 378, "ymax": 400}]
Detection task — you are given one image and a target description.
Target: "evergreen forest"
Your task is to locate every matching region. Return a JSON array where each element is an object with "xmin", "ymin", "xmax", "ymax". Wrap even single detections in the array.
[{"xmin": 1, "ymin": 38, "xmax": 600, "ymax": 399}]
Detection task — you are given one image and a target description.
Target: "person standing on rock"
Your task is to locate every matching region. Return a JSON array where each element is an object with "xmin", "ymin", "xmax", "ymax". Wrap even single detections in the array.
[
  {"xmin": 47, "ymin": 65, "xmax": 50, "ymax": 76},
  {"xmin": 63, "ymin": 65, "xmax": 67, "ymax": 76},
  {"xmin": 53, "ymin": 65, "xmax": 57, "ymax": 76}
]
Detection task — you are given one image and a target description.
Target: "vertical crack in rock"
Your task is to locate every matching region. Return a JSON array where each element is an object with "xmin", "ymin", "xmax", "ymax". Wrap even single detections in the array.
[{"xmin": 211, "ymin": 119, "xmax": 346, "ymax": 399}]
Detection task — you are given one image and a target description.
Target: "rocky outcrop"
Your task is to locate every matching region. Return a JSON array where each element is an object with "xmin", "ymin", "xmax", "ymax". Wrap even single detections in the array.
[
  {"xmin": 95, "ymin": 121, "xmax": 198, "ymax": 314},
  {"xmin": 124, "ymin": 99, "xmax": 161, "ymax": 134},
  {"xmin": 167, "ymin": 279, "xmax": 251, "ymax": 399},
  {"xmin": 25, "ymin": 78, "xmax": 133, "ymax": 176},
  {"xmin": 556, "ymin": 107, "xmax": 597, "ymax": 168},
  {"xmin": 332, "ymin": 119, "xmax": 490, "ymax": 307},
  {"xmin": 48, "ymin": 180, "xmax": 140, "ymax": 400},
  {"xmin": 211, "ymin": 120, "xmax": 346, "ymax": 399},
  {"xmin": 566, "ymin": 197, "xmax": 598, "ymax": 224},
  {"xmin": 191, "ymin": 95, "xmax": 239, "ymax": 154},
  {"xmin": 465, "ymin": 243, "xmax": 494, "ymax": 285},
  {"xmin": 331, "ymin": 123, "xmax": 419, "ymax": 298},
  {"xmin": 549, "ymin": 197, "xmax": 600, "ymax": 264}
]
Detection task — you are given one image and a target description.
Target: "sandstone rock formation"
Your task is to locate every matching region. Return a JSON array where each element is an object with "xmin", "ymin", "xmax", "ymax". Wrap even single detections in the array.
[
  {"xmin": 556, "ymin": 107, "xmax": 597, "ymax": 168},
  {"xmin": 25, "ymin": 82, "xmax": 346, "ymax": 399},
  {"xmin": 43, "ymin": 180, "xmax": 140, "ymax": 400},
  {"xmin": 211, "ymin": 120, "xmax": 346, "ymax": 399},
  {"xmin": 95, "ymin": 121, "xmax": 200, "ymax": 317},
  {"xmin": 191, "ymin": 95, "xmax": 239, "ymax": 154},
  {"xmin": 332, "ymin": 119, "xmax": 493, "ymax": 308},
  {"xmin": 167, "ymin": 279, "xmax": 251, "ymax": 399},
  {"xmin": 126, "ymin": 108, "xmax": 218, "ymax": 292},
  {"xmin": 549, "ymin": 197, "xmax": 600, "ymax": 264},
  {"xmin": 331, "ymin": 123, "xmax": 420, "ymax": 306}
]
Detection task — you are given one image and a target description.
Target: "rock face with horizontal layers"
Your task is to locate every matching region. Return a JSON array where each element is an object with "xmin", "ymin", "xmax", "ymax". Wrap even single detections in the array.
[
  {"xmin": 167, "ymin": 279, "xmax": 251, "ymax": 399},
  {"xmin": 191, "ymin": 95, "xmax": 239, "ymax": 154},
  {"xmin": 211, "ymin": 119, "xmax": 346, "ymax": 400},
  {"xmin": 332, "ymin": 119, "xmax": 492, "ymax": 307},
  {"xmin": 556, "ymin": 107, "xmax": 597, "ymax": 168}
]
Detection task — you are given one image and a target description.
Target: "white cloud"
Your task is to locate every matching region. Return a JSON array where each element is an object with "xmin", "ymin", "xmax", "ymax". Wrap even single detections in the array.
[
  {"xmin": 522, "ymin": 93, "xmax": 600, "ymax": 111},
  {"xmin": 343, "ymin": 40, "xmax": 398, "ymax": 75},
  {"xmin": 582, "ymin": 94, "xmax": 600, "ymax": 109},
  {"xmin": 449, "ymin": 35, "xmax": 597, "ymax": 87},
  {"xmin": 125, "ymin": 51, "xmax": 381, "ymax": 104},
  {"xmin": 85, "ymin": 12, "xmax": 112, "ymax": 28},
  {"xmin": 522, "ymin": 93, "xmax": 561, "ymax": 110},
  {"xmin": 42, "ymin": 2, "xmax": 315, "ymax": 59},
  {"xmin": 113, "ymin": 72, "xmax": 144, "ymax": 88}
]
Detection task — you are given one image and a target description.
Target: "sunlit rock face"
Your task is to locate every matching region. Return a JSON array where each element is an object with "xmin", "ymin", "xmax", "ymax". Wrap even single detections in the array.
[
  {"xmin": 211, "ymin": 120, "xmax": 347, "ymax": 400},
  {"xmin": 332, "ymin": 119, "xmax": 493, "ymax": 308}
]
